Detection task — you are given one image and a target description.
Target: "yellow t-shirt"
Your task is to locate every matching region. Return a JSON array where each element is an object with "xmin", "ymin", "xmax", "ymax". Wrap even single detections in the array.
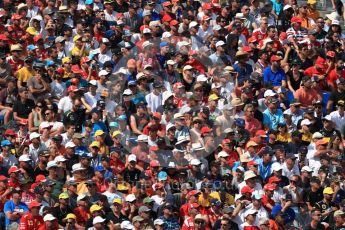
[
  {"xmin": 71, "ymin": 46, "xmax": 88, "ymax": 57},
  {"xmin": 77, "ymin": 181, "xmax": 88, "ymax": 195},
  {"xmin": 210, "ymin": 191, "xmax": 235, "ymax": 206},
  {"xmin": 276, "ymin": 133, "xmax": 292, "ymax": 143},
  {"xmin": 16, "ymin": 66, "xmax": 35, "ymax": 83}
]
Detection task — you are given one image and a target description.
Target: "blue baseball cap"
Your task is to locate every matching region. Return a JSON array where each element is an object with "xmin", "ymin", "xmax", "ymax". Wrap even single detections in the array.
[
  {"xmin": 160, "ymin": 41, "xmax": 168, "ymax": 48},
  {"xmin": 158, "ymin": 171, "xmax": 168, "ymax": 181},
  {"xmin": 95, "ymin": 165, "xmax": 105, "ymax": 172},
  {"xmin": 85, "ymin": 0, "xmax": 93, "ymax": 4},
  {"xmin": 1, "ymin": 140, "xmax": 12, "ymax": 147},
  {"xmin": 46, "ymin": 60, "xmax": 56, "ymax": 67},
  {"xmin": 235, "ymin": 118, "xmax": 245, "ymax": 127},
  {"xmin": 128, "ymin": 80, "xmax": 137, "ymax": 86},
  {"xmin": 27, "ymin": 44, "xmax": 37, "ymax": 51},
  {"xmin": 210, "ymin": 199, "xmax": 222, "ymax": 206},
  {"xmin": 117, "ymin": 115, "xmax": 127, "ymax": 121},
  {"xmin": 104, "ymin": 30, "xmax": 115, "ymax": 38},
  {"xmin": 109, "ymin": 122, "xmax": 119, "ymax": 128}
]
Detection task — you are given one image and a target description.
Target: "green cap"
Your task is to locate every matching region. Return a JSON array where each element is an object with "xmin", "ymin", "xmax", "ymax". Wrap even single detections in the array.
[{"xmin": 143, "ymin": 197, "xmax": 154, "ymax": 204}]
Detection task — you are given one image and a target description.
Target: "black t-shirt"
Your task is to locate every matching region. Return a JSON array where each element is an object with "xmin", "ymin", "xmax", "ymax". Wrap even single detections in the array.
[
  {"xmin": 303, "ymin": 188, "xmax": 324, "ymax": 207},
  {"xmin": 50, "ymin": 206, "xmax": 73, "ymax": 225},
  {"xmin": 314, "ymin": 200, "xmax": 337, "ymax": 222},
  {"xmin": 123, "ymin": 167, "xmax": 142, "ymax": 184},
  {"xmin": 112, "ymin": 1, "xmax": 129, "ymax": 13},
  {"xmin": 305, "ymin": 223, "xmax": 326, "ymax": 230},
  {"xmin": 13, "ymin": 98, "xmax": 35, "ymax": 119},
  {"xmin": 329, "ymin": 89, "xmax": 345, "ymax": 109},
  {"xmin": 106, "ymin": 211, "xmax": 128, "ymax": 224}
]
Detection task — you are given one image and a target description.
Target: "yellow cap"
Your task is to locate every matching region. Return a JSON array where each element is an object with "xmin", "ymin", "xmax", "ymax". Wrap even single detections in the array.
[
  {"xmin": 208, "ymin": 94, "xmax": 219, "ymax": 101},
  {"xmin": 62, "ymin": 57, "xmax": 71, "ymax": 64},
  {"xmin": 323, "ymin": 187, "xmax": 334, "ymax": 194},
  {"xmin": 73, "ymin": 34, "xmax": 82, "ymax": 42},
  {"xmin": 89, "ymin": 141, "xmax": 100, "ymax": 148},
  {"xmin": 64, "ymin": 213, "xmax": 76, "ymax": 220},
  {"xmin": 117, "ymin": 183, "xmax": 129, "ymax": 191},
  {"xmin": 26, "ymin": 27, "xmax": 38, "ymax": 36},
  {"xmin": 112, "ymin": 130, "xmax": 121, "ymax": 138},
  {"xmin": 90, "ymin": 204, "xmax": 102, "ymax": 213},
  {"xmin": 59, "ymin": 192, "xmax": 69, "ymax": 199},
  {"xmin": 113, "ymin": 198, "xmax": 123, "ymax": 205},
  {"xmin": 307, "ymin": 0, "xmax": 317, "ymax": 4},
  {"xmin": 94, "ymin": 130, "xmax": 105, "ymax": 137}
]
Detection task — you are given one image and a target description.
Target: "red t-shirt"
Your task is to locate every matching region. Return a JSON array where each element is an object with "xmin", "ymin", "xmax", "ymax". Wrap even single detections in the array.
[
  {"xmin": 252, "ymin": 28, "xmax": 267, "ymax": 43},
  {"xmin": 327, "ymin": 68, "xmax": 345, "ymax": 87},
  {"xmin": 73, "ymin": 207, "xmax": 90, "ymax": 226},
  {"xmin": 261, "ymin": 194, "xmax": 275, "ymax": 213},
  {"xmin": 19, "ymin": 213, "xmax": 44, "ymax": 230}
]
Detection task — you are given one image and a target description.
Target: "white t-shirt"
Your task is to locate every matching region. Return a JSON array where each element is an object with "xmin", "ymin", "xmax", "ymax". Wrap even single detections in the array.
[
  {"xmin": 329, "ymin": 111, "xmax": 345, "ymax": 132},
  {"xmin": 84, "ymin": 92, "xmax": 101, "ymax": 108},
  {"xmin": 145, "ymin": 93, "xmax": 162, "ymax": 113},
  {"xmin": 58, "ymin": 96, "xmax": 73, "ymax": 113},
  {"xmin": 306, "ymin": 149, "xmax": 321, "ymax": 176}
]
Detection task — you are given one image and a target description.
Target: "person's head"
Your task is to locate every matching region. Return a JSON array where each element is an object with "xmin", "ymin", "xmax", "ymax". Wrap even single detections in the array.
[
  {"xmin": 311, "ymin": 209, "xmax": 322, "ymax": 222},
  {"xmin": 323, "ymin": 187, "xmax": 334, "ymax": 201},
  {"xmin": 334, "ymin": 210, "xmax": 345, "ymax": 225}
]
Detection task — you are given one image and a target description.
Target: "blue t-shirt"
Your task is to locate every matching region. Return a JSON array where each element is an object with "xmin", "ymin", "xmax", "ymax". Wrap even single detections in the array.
[
  {"xmin": 233, "ymin": 63, "xmax": 253, "ymax": 84},
  {"xmin": 271, "ymin": 0, "xmax": 284, "ymax": 16},
  {"xmin": 263, "ymin": 66, "xmax": 286, "ymax": 87},
  {"xmin": 3, "ymin": 200, "xmax": 29, "ymax": 227},
  {"xmin": 263, "ymin": 108, "xmax": 284, "ymax": 130}
]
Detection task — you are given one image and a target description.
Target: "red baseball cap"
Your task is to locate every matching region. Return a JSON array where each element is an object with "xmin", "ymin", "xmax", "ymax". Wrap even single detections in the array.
[
  {"xmin": 247, "ymin": 160, "xmax": 258, "ymax": 166},
  {"xmin": 271, "ymin": 55, "xmax": 282, "ymax": 62},
  {"xmin": 71, "ymin": 78, "xmax": 79, "ymax": 84},
  {"xmin": 56, "ymin": 67, "xmax": 65, "ymax": 74},
  {"xmin": 35, "ymin": 174, "xmax": 46, "ymax": 183},
  {"xmin": 152, "ymin": 112, "xmax": 162, "ymax": 120},
  {"xmin": 8, "ymin": 166, "xmax": 19, "ymax": 174},
  {"xmin": 11, "ymin": 14, "xmax": 22, "ymax": 20},
  {"xmin": 5, "ymin": 129, "xmax": 15, "ymax": 136},
  {"xmin": 241, "ymin": 186, "xmax": 254, "ymax": 194},
  {"xmin": 68, "ymin": 86, "xmax": 79, "ymax": 93},
  {"xmin": 202, "ymin": 3, "xmax": 212, "ymax": 10},
  {"xmin": 33, "ymin": 35, "xmax": 43, "ymax": 43},
  {"xmin": 264, "ymin": 183, "xmax": 276, "ymax": 191},
  {"xmin": 0, "ymin": 175, "xmax": 7, "ymax": 181},
  {"xmin": 255, "ymin": 130, "xmax": 267, "ymax": 137},
  {"xmin": 187, "ymin": 190, "xmax": 200, "ymax": 198},
  {"xmin": 268, "ymin": 176, "xmax": 281, "ymax": 184},
  {"xmin": 150, "ymin": 160, "xmax": 160, "ymax": 167},
  {"xmin": 201, "ymin": 126, "xmax": 212, "ymax": 135},
  {"xmin": 29, "ymin": 200, "xmax": 42, "ymax": 209},
  {"xmin": 242, "ymin": 46, "xmax": 252, "ymax": 52},
  {"xmin": 291, "ymin": 16, "xmax": 302, "ymax": 24},
  {"xmin": 19, "ymin": 119, "xmax": 28, "ymax": 125}
]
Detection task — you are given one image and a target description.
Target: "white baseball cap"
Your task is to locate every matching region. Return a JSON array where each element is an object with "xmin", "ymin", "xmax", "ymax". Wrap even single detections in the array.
[
  {"xmin": 301, "ymin": 119, "xmax": 311, "ymax": 126},
  {"xmin": 271, "ymin": 162, "xmax": 283, "ymax": 171},
  {"xmin": 46, "ymin": 161, "xmax": 58, "ymax": 170},
  {"xmin": 218, "ymin": 151, "xmax": 229, "ymax": 158},
  {"xmin": 29, "ymin": 132, "xmax": 41, "ymax": 141},
  {"xmin": 43, "ymin": 214, "xmax": 56, "ymax": 222},
  {"xmin": 19, "ymin": 154, "xmax": 31, "ymax": 162},
  {"xmin": 264, "ymin": 89, "xmax": 276, "ymax": 98},
  {"xmin": 190, "ymin": 158, "xmax": 202, "ymax": 166},
  {"xmin": 55, "ymin": 155, "xmax": 67, "ymax": 162},
  {"xmin": 125, "ymin": 194, "xmax": 136, "ymax": 202},
  {"xmin": 128, "ymin": 154, "xmax": 137, "ymax": 162},
  {"xmin": 93, "ymin": 216, "xmax": 106, "ymax": 225},
  {"xmin": 301, "ymin": 166, "xmax": 313, "ymax": 172}
]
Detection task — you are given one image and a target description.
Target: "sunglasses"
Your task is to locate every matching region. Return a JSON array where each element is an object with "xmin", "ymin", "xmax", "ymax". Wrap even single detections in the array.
[{"xmin": 195, "ymin": 221, "xmax": 205, "ymax": 224}]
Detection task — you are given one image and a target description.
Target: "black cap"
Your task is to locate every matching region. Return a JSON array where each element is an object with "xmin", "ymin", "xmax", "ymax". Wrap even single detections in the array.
[
  {"xmin": 52, "ymin": 135, "xmax": 62, "ymax": 142},
  {"xmin": 85, "ymin": 180, "xmax": 96, "ymax": 186},
  {"xmin": 43, "ymin": 180, "xmax": 56, "ymax": 187},
  {"xmin": 285, "ymin": 153, "xmax": 297, "ymax": 160},
  {"xmin": 282, "ymin": 193, "xmax": 292, "ymax": 200},
  {"xmin": 18, "ymin": 87, "xmax": 28, "ymax": 93},
  {"xmin": 318, "ymin": 165, "xmax": 329, "ymax": 173},
  {"xmin": 200, "ymin": 106, "xmax": 210, "ymax": 116},
  {"xmin": 33, "ymin": 62, "xmax": 45, "ymax": 70},
  {"xmin": 153, "ymin": 80, "xmax": 163, "ymax": 88},
  {"xmin": 298, "ymin": 146, "xmax": 308, "ymax": 154},
  {"xmin": 310, "ymin": 177, "xmax": 321, "ymax": 184}
]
